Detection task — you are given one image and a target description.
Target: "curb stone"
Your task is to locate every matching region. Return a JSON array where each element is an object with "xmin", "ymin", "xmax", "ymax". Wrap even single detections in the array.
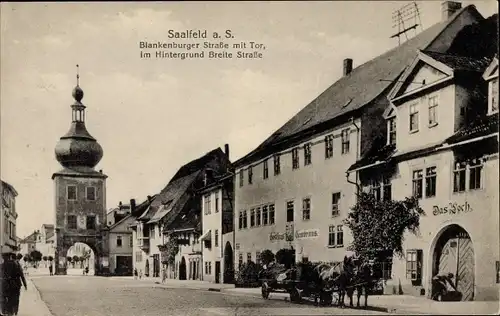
[{"xmin": 27, "ymin": 278, "xmax": 54, "ymax": 316}]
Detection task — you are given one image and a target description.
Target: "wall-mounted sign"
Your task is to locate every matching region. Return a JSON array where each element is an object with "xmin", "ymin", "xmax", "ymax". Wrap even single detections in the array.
[
  {"xmin": 433, "ymin": 201, "xmax": 472, "ymax": 216},
  {"xmin": 295, "ymin": 229, "xmax": 319, "ymax": 240},
  {"xmin": 269, "ymin": 229, "xmax": 319, "ymax": 242}
]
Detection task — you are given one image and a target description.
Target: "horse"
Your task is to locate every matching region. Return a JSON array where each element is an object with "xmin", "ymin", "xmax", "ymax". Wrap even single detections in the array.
[
  {"xmin": 346, "ymin": 258, "xmax": 375, "ymax": 308},
  {"xmin": 314, "ymin": 256, "xmax": 356, "ymax": 307}
]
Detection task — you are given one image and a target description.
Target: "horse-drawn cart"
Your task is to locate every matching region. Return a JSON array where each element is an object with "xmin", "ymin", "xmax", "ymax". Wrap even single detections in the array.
[{"xmin": 259, "ymin": 268, "xmax": 338, "ymax": 306}]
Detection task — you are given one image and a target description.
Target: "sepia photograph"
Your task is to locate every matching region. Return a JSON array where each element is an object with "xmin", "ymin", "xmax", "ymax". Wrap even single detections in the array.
[{"xmin": 0, "ymin": 1, "xmax": 498, "ymax": 315}]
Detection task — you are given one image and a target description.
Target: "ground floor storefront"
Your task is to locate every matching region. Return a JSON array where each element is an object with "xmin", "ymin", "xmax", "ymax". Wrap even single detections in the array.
[{"xmin": 387, "ymin": 187, "xmax": 499, "ymax": 301}]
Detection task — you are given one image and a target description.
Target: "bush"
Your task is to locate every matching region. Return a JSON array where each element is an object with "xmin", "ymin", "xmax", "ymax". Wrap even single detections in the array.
[
  {"xmin": 258, "ymin": 250, "xmax": 275, "ymax": 265},
  {"xmin": 235, "ymin": 261, "xmax": 263, "ymax": 287},
  {"xmin": 275, "ymin": 248, "xmax": 295, "ymax": 269}
]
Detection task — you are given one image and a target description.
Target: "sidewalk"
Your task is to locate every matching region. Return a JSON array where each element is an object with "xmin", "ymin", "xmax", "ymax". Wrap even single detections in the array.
[
  {"xmin": 222, "ymin": 287, "xmax": 499, "ymax": 315},
  {"xmin": 17, "ymin": 278, "xmax": 53, "ymax": 316}
]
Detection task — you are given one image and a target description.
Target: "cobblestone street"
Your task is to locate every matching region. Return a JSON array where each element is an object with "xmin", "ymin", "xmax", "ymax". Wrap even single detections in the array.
[{"xmin": 29, "ymin": 276, "xmax": 390, "ymax": 316}]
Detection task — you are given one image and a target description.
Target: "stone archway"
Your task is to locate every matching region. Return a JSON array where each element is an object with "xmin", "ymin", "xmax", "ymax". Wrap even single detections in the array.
[
  {"xmin": 65, "ymin": 242, "xmax": 96, "ymax": 275},
  {"xmin": 432, "ymin": 224, "xmax": 475, "ymax": 301},
  {"xmin": 55, "ymin": 232, "xmax": 109, "ymax": 276},
  {"xmin": 223, "ymin": 241, "xmax": 234, "ymax": 284}
]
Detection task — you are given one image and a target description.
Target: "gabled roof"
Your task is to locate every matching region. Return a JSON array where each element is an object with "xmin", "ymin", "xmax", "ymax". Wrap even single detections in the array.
[
  {"xmin": 234, "ymin": 5, "xmax": 484, "ymax": 168},
  {"xmin": 108, "ymin": 213, "xmax": 135, "ymax": 232},
  {"xmin": 170, "ymin": 148, "xmax": 228, "ymax": 182},
  {"xmin": 19, "ymin": 232, "xmax": 37, "ymax": 243},
  {"xmin": 389, "ymin": 50, "xmax": 491, "ymax": 102}
]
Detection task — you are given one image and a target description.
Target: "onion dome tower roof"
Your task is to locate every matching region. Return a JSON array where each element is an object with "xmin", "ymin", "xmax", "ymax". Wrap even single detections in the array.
[{"xmin": 54, "ymin": 65, "xmax": 103, "ymax": 169}]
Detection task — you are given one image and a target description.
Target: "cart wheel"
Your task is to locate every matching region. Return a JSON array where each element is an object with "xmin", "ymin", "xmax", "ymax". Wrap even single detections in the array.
[
  {"xmin": 261, "ymin": 282, "xmax": 270, "ymax": 299},
  {"xmin": 289, "ymin": 287, "xmax": 301, "ymax": 303}
]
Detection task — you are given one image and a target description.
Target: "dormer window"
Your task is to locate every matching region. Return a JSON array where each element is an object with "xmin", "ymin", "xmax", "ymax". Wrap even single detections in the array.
[{"xmin": 387, "ymin": 117, "xmax": 396, "ymax": 146}]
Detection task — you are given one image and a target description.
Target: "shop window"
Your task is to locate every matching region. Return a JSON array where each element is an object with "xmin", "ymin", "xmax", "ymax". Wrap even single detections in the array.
[{"xmin": 406, "ymin": 249, "xmax": 422, "ymax": 284}]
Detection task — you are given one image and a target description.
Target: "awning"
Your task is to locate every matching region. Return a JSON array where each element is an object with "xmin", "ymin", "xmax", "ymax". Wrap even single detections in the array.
[{"xmin": 198, "ymin": 230, "xmax": 211, "ymax": 242}]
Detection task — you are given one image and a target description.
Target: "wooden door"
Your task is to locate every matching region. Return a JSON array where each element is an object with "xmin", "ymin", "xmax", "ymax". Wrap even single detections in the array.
[
  {"xmin": 438, "ymin": 237, "xmax": 458, "ymax": 283},
  {"xmin": 456, "ymin": 236, "xmax": 474, "ymax": 301},
  {"xmin": 215, "ymin": 261, "xmax": 221, "ymax": 284}
]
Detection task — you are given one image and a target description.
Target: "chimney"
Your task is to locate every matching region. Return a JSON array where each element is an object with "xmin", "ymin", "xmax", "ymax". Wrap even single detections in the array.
[
  {"xmin": 343, "ymin": 58, "xmax": 353, "ymax": 76},
  {"xmin": 224, "ymin": 144, "xmax": 230, "ymax": 158},
  {"xmin": 147, "ymin": 195, "xmax": 152, "ymax": 202},
  {"xmin": 441, "ymin": 1, "xmax": 462, "ymax": 21},
  {"xmin": 130, "ymin": 199, "xmax": 136, "ymax": 212},
  {"xmin": 99, "ymin": 169, "xmax": 103, "ymax": 174}
]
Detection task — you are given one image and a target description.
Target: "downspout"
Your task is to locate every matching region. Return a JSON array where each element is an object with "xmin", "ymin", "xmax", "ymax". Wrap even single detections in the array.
[{"xmin": 347, "ymin": 117, "xmax": 361, "ymax": 197}]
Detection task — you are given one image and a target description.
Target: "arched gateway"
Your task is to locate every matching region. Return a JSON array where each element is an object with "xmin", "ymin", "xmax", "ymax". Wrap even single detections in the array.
[
  {"xmin": 432, "ymin": 224, "xmax": 475, "ymax": 301},
  {"xmin": 52, "ymin": 68, "xmax": 109, "ymax": 275}
]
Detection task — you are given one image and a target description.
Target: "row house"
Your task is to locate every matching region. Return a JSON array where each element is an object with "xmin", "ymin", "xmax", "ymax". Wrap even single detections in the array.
[
  {"xmin": 1, "ymin": 180, "xmax": 18, "ymax": 255},
  {"xmin": 232, "ymin": 2, "xmax": 484, "ymax": 271},
  {"xmin": 198, "ymin": 146, "xmax": 234, "ymax": 284},
  {"xmin": 131, "ymin": 146, "xmax": 231, "ymax": 280},
  {"xmin": 346, "ymin": 18, "xmax": 498, "ymax": 302}
]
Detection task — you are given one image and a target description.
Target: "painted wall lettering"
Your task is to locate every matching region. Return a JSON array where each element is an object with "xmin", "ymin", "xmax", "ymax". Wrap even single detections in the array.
[
  {"xmin": 432, "ymin": 201, "xmax": 473, "ymax": 216},
  {"xmin": 270, "ymin": 229, "xmax": 319, "ymax": 242}
]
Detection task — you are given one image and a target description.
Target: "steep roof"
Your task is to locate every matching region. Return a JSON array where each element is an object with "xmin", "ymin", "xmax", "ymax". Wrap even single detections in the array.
[
  {"xmin": 235, "ymin": 5, "xmax": 484, "ymax": 167},
  {"xmin": 140, "ymin": 147, "xmax": 230, "ymax": 227},
  {"xmin": 444, "ymin": 114, "xmax": 499, "ymax": 145},
  {"xmin": 422, "ymin": 51, "xmax": 492, "ymax": 73}
]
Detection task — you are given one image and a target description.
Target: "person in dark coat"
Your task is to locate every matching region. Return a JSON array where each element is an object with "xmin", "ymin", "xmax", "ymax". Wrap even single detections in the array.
[{"xmin": 1, "ymin": 252, "xmax": 27, "ymax": 316}]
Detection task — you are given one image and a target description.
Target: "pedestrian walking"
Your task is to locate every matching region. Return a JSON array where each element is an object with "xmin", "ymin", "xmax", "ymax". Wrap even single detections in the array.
[
  {"xmin": 139, "ymin": 269, "xmax": 142, "ymax": 280},
  {"xmin": 161, "ymin": 267, "xmax": 167, "ymax": 284},
  {"xmin": 1, "ymin": 251, "xmax": 27, "ymax": 316},
  {"xmin": 134, "ymin": 268, "xmax": 138, "ymax": 280},
  {"xmin": 48, "ymin": 263, "xmax": 53, "ymax": 276}
]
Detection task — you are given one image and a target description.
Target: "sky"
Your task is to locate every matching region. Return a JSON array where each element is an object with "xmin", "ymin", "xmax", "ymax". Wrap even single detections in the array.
[{"xmin": 1, "ymin": 1, "xmax": 497, "ymax": 238}]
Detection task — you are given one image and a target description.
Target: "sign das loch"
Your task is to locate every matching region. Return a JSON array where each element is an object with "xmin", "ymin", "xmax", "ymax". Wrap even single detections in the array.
[{"xmin": 433, "ymin": 201, "xmax": 473, "ymax": 216}]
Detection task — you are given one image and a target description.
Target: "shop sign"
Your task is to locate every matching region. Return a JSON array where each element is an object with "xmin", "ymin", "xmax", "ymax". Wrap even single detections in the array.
[
  {"xmin": 295, "ymin": 229, "xmax": 320, "ymax": 240},
  {"xmin": 433, "ymin": 201, "xmax": 472, "ymax": 216},
  {"xmin": 270, "ymin": 229, "xmax": 319, "ymax": 242}
]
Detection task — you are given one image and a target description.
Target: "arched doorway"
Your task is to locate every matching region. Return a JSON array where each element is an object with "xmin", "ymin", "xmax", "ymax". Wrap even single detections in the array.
[
  {"xmin": 179, "ymin": 257, "xmax": 187, "ymax": 280},
  {"xmin": 65, "ymin": 242, "xmax": 96, "ymax": 276},
  {"xmin": 223, "ymin": 242, "xmax": 234, "ymax": 284},
  {"xmin": 432, "ymin": 224, "xmax": 474, "ymax": 301}
]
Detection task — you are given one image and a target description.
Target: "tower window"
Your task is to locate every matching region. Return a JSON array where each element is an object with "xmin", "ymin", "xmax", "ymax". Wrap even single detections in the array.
[
  {"xmin": 86, "ymin": 187, "xmax": 96, "ymax": 201},
  {"xmin": 86, "ymin": 215, "xmax": 96, "ymax": 230},
  {"xmin": 67, "ymin": 186, "xmax": 77, "ymax": 200}
]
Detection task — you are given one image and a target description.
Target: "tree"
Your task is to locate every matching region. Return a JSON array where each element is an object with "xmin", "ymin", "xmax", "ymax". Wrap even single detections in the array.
[
  {"xmin": 72, "ymin": 255, "xmax": 80, "ymax": 268},
  {"xmin": 67, "ymin": 256, "xmax": 72, "ymax": 264},
  {"xmin": 275, "ymin": 248, "xmax": 295, "ymax": 269},
  {"xmin": 29, "ymin": 250, "xmax": 43, "ymax": 267},
  {"xmin": 48, "ymin": 256, "xmax": 53, "ymax": 262},
  {"xmin": 159, "ymin": 238, "xmax": 179, "ymax": 266},
  {"xmin": 42, "ymin": 256, "xmax": 48, "ymax": 262},
  {"xmin": 23, "ymin": 255, "xmax": 29, "ymax": 263},
  {"xmin": 344, "ymin": 192, "xmax": 425, "ymax": 260},
  {"xmin": 16, "ymin": 253, "xmax": 23, "ymax": 261},
  {"xmin": 258, "ymin": 249, "xmax": 275, "ymax": 265}
]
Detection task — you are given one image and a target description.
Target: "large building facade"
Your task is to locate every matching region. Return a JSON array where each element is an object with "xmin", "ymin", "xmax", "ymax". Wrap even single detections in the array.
[
  {"xmin": 233, "ymin": 2, "xmax": 486, "ymax": 272},
  {"xmin": 1, "ymin": 180, "xmax": 18, "ymax": 254},
  {"xmin": 348, "ymin": 18, "xmax": 498, "ymax": 301}
]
